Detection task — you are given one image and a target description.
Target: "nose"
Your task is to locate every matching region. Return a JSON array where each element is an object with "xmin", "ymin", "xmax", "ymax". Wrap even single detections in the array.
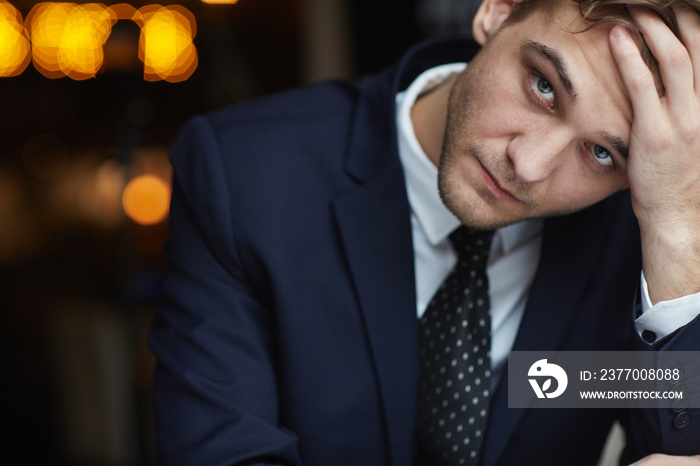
[{"xmin": 506, "ymin": 123, "xmax": 574, "ymax": 184}]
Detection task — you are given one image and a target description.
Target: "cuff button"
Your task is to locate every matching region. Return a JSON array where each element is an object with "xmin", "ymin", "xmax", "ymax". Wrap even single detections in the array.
[
  {"xmin": 673, "ymin": 412, "xmax": 691, "ymax": 430},
  {"xmin": 671, "ymin": 398, "xmax": 689, "ymax": 413},
  {"xmin": 641, "ymin": 330, "xmax": 656, "ymax": 343}
]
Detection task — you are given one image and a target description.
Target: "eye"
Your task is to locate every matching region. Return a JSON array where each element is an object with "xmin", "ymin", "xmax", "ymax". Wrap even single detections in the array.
[
  {"xmin": 590, "ymin": 143, "xmax": 614, "ymax": 167},
  {"xmin": 534, "ymin": 76, "xmax": 554, "ymax": 101}
]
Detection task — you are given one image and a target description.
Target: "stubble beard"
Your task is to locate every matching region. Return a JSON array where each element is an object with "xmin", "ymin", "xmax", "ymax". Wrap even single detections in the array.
[
  {"xmin": 438, "ymin": 139, "xmax": 533, "ymax": 231},
  {"xmin": 436, "ymin": 70, "xmax": 530, "ymax": 231},
  {"xmin": 439, "ymin": 133, "xmax": 587, "ymax": 229}
]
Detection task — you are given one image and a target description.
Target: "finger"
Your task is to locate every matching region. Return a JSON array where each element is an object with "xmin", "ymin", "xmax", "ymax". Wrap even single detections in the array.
[
  {"xmin": 609, "ymin": 25, "xmax": 662, "ymax": 124},
  {"xmin": 630, "ymin": 453, "xmax": 700, "ymax": 465},
  {"xmin": 671, "ymin": 3, "xmax": 700, "ymax": 95},
  {"xmin": 628, "ymin": 5, "xmax": 694, "ymax": 112}
]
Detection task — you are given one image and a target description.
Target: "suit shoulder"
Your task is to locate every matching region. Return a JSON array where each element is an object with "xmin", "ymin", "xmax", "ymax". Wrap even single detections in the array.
[{"xmin": 168, "ymin": 78, "xmax": 375, "ymax": 200}]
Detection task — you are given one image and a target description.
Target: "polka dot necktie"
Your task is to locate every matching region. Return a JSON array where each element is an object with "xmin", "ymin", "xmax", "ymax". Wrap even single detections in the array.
[{"xmin": 416, "ymin": 225, "xmax": 495, "ymax": 466}]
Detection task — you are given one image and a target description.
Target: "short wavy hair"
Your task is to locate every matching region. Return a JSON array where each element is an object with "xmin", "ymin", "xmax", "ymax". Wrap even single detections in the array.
[{"xmin": 505, "ymin": 0, "xmax": 697, "ymax": 90}]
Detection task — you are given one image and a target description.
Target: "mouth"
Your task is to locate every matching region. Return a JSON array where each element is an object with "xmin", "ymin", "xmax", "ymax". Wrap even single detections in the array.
[{"xmin": 474, "ymin": 157, "xmax": 522, "ymax": 204}]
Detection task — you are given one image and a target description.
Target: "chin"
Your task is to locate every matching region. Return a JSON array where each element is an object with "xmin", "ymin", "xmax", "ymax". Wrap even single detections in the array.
[
  {"xmin": 460, "ymin": 211, "xmax": 526, "ymax": 231},
  {"xmin": 439, "ymin": 168, "xmax": 520, "ymax": 231},
  {"xmin": 441, "ymin": 188, "xmax": 522, "ymax": 231}
]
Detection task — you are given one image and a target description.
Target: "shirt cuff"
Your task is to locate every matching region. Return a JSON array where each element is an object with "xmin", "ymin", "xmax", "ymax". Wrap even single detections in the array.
[{"xmin": 635, "ymin": 271, "xmax": 700, "ymax": 341}]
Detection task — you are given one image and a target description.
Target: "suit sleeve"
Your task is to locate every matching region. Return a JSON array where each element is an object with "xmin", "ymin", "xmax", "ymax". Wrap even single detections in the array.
[
  {"xmin": 620, "ymin": 290, "xmax": 700, "ymax": 463},
  {"xmin": 149, "ymin": 116, "xmax": 302, "ymax": 466}
]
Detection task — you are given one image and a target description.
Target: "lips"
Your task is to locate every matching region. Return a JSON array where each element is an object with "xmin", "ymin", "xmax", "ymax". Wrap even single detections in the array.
[{"xmin": 475, "ymin": 158, "xmax": 521, "ymax": 203}]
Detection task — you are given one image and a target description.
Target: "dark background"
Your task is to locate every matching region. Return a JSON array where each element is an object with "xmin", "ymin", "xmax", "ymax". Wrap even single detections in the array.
[{"xmin": 0, "ymin": 0, "xmax": 484, "ymax": 463}]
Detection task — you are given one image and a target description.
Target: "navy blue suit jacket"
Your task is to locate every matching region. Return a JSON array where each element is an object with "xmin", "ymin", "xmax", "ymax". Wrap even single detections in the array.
[{"xmin": 150, "ymin": 36, "xmax": 700, "ymax": 465}]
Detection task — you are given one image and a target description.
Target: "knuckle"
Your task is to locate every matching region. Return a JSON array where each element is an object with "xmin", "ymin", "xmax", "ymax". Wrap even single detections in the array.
[
  {"xmin": 629, "ymin": 72, "xmax": 656, "ymax": 93},
  {"xmin": 619, "ymin": 44, "xmax": 643, "ymax": 63},
  {"xmin": 665, "ymin": 48, "xmax": 691, "ymax": 70}
]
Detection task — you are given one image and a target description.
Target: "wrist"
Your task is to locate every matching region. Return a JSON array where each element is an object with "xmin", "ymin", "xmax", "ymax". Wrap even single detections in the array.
[{"xmin": 640, "ymin": 225, "xmax": 700, "ymax": 304}]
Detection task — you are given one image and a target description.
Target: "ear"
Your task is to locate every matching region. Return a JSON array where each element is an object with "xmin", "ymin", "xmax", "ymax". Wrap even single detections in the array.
[{"xmin": 472, "ymin": 0, "xmax": 518, "ymax": 45}]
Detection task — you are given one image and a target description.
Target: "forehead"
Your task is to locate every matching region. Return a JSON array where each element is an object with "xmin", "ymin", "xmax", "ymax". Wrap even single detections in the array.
[{"xmin": 501, "ymin": 3, "xmax": 633, "ymax": 130}]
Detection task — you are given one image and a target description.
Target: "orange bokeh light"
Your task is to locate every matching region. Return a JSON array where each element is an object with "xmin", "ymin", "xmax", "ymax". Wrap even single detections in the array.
[
  {"xmin": 0, "ymin": 1, "xmax": 30, "ymax": 77},
  {"xmin": 27, "ymin": 2, "xmax": 117, "ymax": 80},
  {"xmin": 107, "ymin": 3, "xmax": 136, "ymax": 20},
  {"xmin": 122, "ymin": 174, "xmax": 170, "ymax": 225},
  {"xmin": 133, "ymin": 5, "xmax": 197, "ymax": 83},
  {"xmin": 2, "ymin": 2, "xmax": 198, "ymax": 81}
]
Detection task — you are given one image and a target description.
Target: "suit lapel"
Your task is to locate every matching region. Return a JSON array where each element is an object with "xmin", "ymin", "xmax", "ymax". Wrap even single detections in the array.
[
  {"xmin": 480, "ymin": 205, "xmax": 607, "ymax": 466},
  {"xmin": 331, "ymin": 71, "xmax": 419, "ymax": 466},
  {"xmin": 329, "ymin": 37, "xmax": 523, "ymax": 466},
  {"xmin": 333, "ymin": 169, "xmax": 417, "ymax": 466}
]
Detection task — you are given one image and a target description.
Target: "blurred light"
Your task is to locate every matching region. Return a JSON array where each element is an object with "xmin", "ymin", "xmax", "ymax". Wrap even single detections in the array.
[
  {"xmin": 133, "ymin": 5, "xmax": 197, "ymax": 83},
  {"xmin": 2, "ymin": 2, "xmax": 197, "ymax": 81},
  {"xmin": 23, "ymin": 133, "xmax": 69, "ymax": 180},
  {"xmin": 107, "ymin": 3, "xmax": 136, "ymax": 20},
  {"xmin": 201, "ymin": 0, "xmax": 238, "ymax": 4},
  {"xmin": 122, "ymin": 174, "xmax": 170, "ymax": 225},
  {"xmin": 0, "ymin": 1, "xmax": 31, "ymax": 77},
  {"xmin": 88, "ymin": 158, "xmax": 126, "ymax": 227},
  {"xmin": 48, "ymin": 156, "xmax": 126, "ymax": 228},
  {"xmin": 27, "ymin": 2, "xmax": 117, "ymax": 80},
  {"xmin": 129, "ymin": 146, "xmax": 173, "ymax": 189}
]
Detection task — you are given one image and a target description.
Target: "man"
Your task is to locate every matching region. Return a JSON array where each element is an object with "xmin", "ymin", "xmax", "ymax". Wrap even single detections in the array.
[{"xmin": 149, "ymin": 0, "xmax": 700, "ymax": 463}]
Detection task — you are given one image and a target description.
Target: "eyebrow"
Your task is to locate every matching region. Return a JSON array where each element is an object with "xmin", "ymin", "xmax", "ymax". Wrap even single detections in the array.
[
  {"xmin": 603, "ymin": 132, "xmax": 629, "ymax": 162},
  {"xmin": 522, "ymin": 40, "xmax": 629, "ymax": 162},
  {"xmin": 522, "ymin": 40, "xmax": 578, "ymax": 103}
]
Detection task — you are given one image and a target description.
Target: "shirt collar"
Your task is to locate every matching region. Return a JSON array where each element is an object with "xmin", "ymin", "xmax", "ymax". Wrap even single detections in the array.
[{"xmin": 396, "ymin": 63, "xmax": 543, "ymax": 255}]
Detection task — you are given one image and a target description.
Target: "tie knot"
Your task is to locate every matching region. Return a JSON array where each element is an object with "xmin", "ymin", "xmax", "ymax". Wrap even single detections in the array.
[{"xmin": 448, "ymin": 225, "xmax": 494, "ymax": 263}]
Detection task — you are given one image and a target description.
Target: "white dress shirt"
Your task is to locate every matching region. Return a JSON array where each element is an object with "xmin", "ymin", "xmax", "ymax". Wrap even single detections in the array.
[
  {"xmin": 395, "ymin": 63, "xmax": 700, "ymax": 376},
  {"xmin": 397, "ymin": 63, "xmax": 542, "ymax": 382}
]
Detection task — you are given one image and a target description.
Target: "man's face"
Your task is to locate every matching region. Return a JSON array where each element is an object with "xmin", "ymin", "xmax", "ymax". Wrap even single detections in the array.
[{"xmin": 439, "ymin": 3, "xmax": 632, "ymax": 230}]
